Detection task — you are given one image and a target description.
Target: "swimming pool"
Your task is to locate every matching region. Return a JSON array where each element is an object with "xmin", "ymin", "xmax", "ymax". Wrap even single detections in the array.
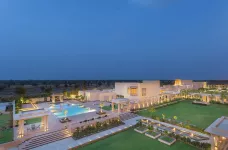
[{"xmin": 49, "ymin": 103, "xmax": 96, "ymax": 118}]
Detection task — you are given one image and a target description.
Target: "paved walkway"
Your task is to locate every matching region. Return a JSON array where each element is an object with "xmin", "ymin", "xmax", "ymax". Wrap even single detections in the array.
[
  {"xmin": 141, "ymin": 117, "xmax": 211, "ymax": 144},
  {"xmin": 31, "ymin": 116, "xmax": 143, "ymax": 150}
]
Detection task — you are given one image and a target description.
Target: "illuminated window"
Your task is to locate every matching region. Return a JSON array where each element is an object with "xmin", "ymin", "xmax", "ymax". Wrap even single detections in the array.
[
  {"xmin": 128, "ymin": 87, "xmax": 138, "ymax": 96},
  {"xmin": 142, "ymin": 88, "xmax": 146, "ymax": 96}
]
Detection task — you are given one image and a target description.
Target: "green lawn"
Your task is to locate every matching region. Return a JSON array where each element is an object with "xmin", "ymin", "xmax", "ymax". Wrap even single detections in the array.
[
  {"xmin": 77, "ymin": 128, "xmax": 197, "ymax": 150},
  {"xmin": 146, "ymin": 131, "xmax": 160, "ymax": 136},
  {"xmin": 0, "ymin": 115, "xmax": 41, "ymax": 144},
  {"xmin": 0, "ymin": 114, "xmax": 13, "ymax": 144},
  {"xmin": 25, "ymin": 117, "xmax": 41, "ymax": 125},
  {"xmin": 160, "ymin": 136, "xmax": 175, "ymax": 142},
  {"xmin": 135, "ymin": 126, "xmax": 148, "ymax": 131},
  {"xmin": 102, "ymin": 104, "xmax": 118, "ymax": 111},
  {"xmin": 137, "ymin": 100, "xmax": 228, "ymax": 129}
]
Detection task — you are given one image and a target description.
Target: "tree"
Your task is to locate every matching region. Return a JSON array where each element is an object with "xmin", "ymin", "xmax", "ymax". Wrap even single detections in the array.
[
  {"xmin": 44, "ymin": 87, "xmax": 52, "ymax": 95},
  {"xmin": 162, "ymin": 114, "xmax": 165, "ymax": 120},
  {"xmin": 221, "ymin": 92, "xmax": 227, "ymax": 103},
  {"xmin": 149, "ymin": 107, "xmax": 156, "ymax": 118},
  {"xmin": 173, "ymin": 116, "xmax": 178, "ymax": 122},
  {"xmin": 63, "ymin": 90, "xmax": 68, "ymax": 98},
  {"xmin": 64, "ymin": 110, "xmax": 68, "ymax": 118},
  {"xmin": 20, "ymin": 97, "xmax": 25, "ymax": 104},
  {"xmin": 100, "ymin": 102, "xmax": 104, "ymax": 113},
  {"xmin": 149, "ymin": 107, "xmax": 156, "ymax": 113},
  {"xmin": 15, "ymin": 87, "xmax": 26, "ymax": 96},
  {"xmin": 40, "ymin": 86, "xmax": 45, "ymax": 92},
  {"xmin": 148, "ymin": 125, "xmax": 153, "ymax": 130}
]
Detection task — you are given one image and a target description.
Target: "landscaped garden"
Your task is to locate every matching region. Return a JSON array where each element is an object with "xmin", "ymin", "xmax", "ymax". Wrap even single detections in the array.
[
  {"xmin": 134, "ymin": 126, "xmax": 148, "ymax": 133},
  {"xmin": 75, "ymin": 128, "xmax": 197, "ymax": 150},
  {"xmin": 137, "ymin": 100, "xmax": 228, "ymax": 129},
  {"xmin": 145, "ymin": 130, "xmax": 161, "ymax": 138},
  {"xmin": 160, "ymin": 136, "xmax": 175, "ymax": 143},
  {"xmin": 73, "ymin": 118, "xmax": 123, "ymax": 140},
  {"xmin": 158, "ymin": 136, "xmax": 176, "ymax": 145},
  {"xmin": 0, "ymin": 114, "xmax": 13, "ymax": 144}
]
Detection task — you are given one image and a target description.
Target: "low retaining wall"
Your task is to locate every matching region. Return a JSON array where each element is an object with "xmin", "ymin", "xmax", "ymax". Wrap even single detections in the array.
[
  {"xmin": 158, "ymin": 138, "xmax": 176, "ymax": 146},
  {"xmin": 134, "ymin": 128, "xmax": 148, "ymax": 134},
  {"xmin": 145, "ymin": 132, "xmax": 161, "ymax": 139}
]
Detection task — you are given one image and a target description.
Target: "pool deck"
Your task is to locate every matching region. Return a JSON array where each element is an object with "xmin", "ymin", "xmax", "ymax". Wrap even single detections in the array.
[{"xmin": 10, "ymin": 101, "xmax": 114, "ymax": 148}]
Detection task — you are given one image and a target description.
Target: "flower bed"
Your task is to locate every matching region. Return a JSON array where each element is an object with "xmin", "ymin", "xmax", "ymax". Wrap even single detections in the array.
[
  {"xmin": 134, "ymin": 126, "xmax": 148, "ymax": 134},
  {"xmin": 145, "ymin": 131, "xmax": 161, "ymax": 139},
  {"xmin": 73, "ymin": 118, "xmax": 123, "ymax": 140},
  {"xmin": 158, "ymin": 136, "xmax": 176, "ymax": 145}
]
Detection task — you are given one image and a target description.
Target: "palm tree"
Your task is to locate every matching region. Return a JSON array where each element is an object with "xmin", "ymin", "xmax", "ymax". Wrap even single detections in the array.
[
  {"xmin": 173, "ymin": 116, "xmax": 177, "ymax": 122},
  {"xmin": 221, "ymin": 92, "xmax": 227, "ymax": 103},
  {"xmin": 64, "ymin": 110, "xmax": 68, "ymax": 119},
  {"xmin": 149, "ymin": 107, "xmax": 156, "ymax": 118},
  {"xmin": 162, "ymin": 114, "xmax": 165, "ymax": 120},
  {"xmin": 149, "ymin": 107, "xmax": 156, "ymax": 113},
  {"xmin": 100, "ymin": 103, "xmax": 104, "ymax": 113}
]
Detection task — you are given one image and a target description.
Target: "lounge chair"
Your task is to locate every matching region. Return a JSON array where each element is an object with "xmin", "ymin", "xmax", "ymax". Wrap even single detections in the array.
[{"xmin": 31, "ymin": 124, "xmax": 35, "ymax": 130}]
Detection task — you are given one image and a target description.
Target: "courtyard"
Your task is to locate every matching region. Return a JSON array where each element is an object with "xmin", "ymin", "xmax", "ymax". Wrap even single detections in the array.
[
  {"xmin": 137, "ymin": 100, "xmax": 228, "ymax": 129},
  {"xmin": 76, "ymin": 128, "xmax": 197, "ymax": 150}
]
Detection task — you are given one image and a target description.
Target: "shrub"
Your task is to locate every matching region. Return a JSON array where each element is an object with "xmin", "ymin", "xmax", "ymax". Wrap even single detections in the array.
[{"xmin": 73, "ymin": 118, "xmax": 123, "ymax": 140}]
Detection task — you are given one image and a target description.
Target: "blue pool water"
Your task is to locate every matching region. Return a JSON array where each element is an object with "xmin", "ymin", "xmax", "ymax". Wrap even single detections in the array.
[{"xmin": 49, "ymin": 103, "xmax": 96, "ymax": 118}]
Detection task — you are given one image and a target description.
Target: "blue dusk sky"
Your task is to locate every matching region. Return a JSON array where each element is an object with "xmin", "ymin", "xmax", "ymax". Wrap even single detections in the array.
[{"xmin": 0, "ymin": 0, "xmax": 228, "ymax": 80}]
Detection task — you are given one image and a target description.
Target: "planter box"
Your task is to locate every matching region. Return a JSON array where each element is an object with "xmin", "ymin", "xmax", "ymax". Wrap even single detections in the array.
[
  {"xmin": 192, "ymin": 101, "xmax": 209, "ymax": 106},
  {"xmin": 158, "ymin": 136, "xmax": 176, "ymax": 146},
  {"xmin": 134, "ymin": 127, "xmax": 148, "ymax": 134},
  {"xmin": 145, "ymin": 131, "xmax": 161, "ymax": 139}
]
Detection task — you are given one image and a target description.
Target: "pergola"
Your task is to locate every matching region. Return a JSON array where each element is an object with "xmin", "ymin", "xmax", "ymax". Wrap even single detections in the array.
[
  {"xmin": 111, "ymin": 98, "xmax": 130, "ymax": 114},
  {"xmin": 51, "ymin": 93, "xmax": 64, "ymax": 103},
  {"xmin": 14, "ymin": 108, "xmax": 49, "ymax": 139}
]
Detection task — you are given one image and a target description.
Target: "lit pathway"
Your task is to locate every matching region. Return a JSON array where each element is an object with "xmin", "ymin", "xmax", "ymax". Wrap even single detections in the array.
[{"xmin": 31, "ymin": 116, "xmax": 143, "ymax": 150}]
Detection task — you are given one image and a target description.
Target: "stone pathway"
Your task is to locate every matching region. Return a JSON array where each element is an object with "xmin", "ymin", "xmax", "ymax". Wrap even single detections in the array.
[{"xmin": 31, "ymin": 116, "xmax": 143, "ymax": 150}]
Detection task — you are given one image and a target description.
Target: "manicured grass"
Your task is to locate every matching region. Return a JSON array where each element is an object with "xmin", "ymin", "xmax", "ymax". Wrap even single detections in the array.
[
  {"xmin": 102, "ymin": 104, "xmax": 118, "ymax": 111},
  {"xmin": 146, "ymin": 131, "xmax": 160, "ymax": 136},
  {"xmin": 0, "ymin": 114, "xmax": 13, "ymax": 144},
  {"xmin": 137, "ymin": 100, "xmax": 228, "ymax": 129},
  {"xmin": 77, "ymin": 128, "xmax": 197, "ymax": 150},
  {"xmin": 136, "ymin": 126, "xmax": 148, "ymax": 132},
  {"xmin": 25, "ymin": 117, "xmax": 41, "ymax": 125},
  {"xmin": 0, "ymin": 129, "xmax": 13, "ymax": 144},
  {"xmin": 160, "ymin": 136, "xmax": 175, "ymax": 143}
]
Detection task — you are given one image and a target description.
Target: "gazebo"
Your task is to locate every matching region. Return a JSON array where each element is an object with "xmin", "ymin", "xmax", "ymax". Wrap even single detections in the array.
[
  {"xmin": 111, "ymin": 98, "xmax": 130, "ymax": 114},
  {"xmin": 51, "ymin": 93, "xmax": 64, "ymax": 103},
  {"xmin": 14, "ymin": 108, "xmax": 49, "ymax": 139}
]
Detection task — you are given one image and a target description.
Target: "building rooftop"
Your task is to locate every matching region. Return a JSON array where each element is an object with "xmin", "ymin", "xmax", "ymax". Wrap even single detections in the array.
[
  {"xmin": 112, "ymin": 98, "xmax": 130, "ymax": 104},
  {"xmin": 14, "ymin": 108, "xmax": 50, "ymax": 120},
  {"xmin": 205, "ymin": 116, "xmax": 228, "ymax": 138}
]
